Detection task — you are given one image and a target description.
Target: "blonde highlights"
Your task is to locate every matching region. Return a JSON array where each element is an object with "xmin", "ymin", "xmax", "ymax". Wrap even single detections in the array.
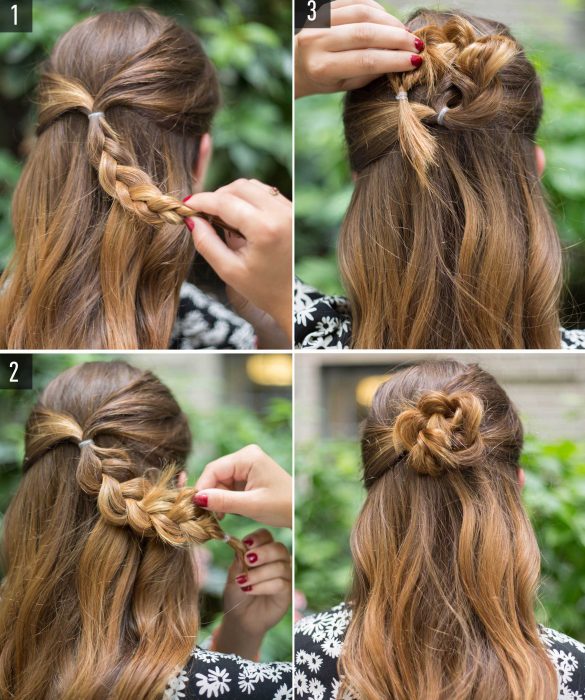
[
  {"xmin": 340, "ymin": 360, "xmax": 558, "ymax": 699},
  {"xmin": 339, "ymin": 11, "xmax": 562, "ymax": 348},
  {"xmin": 0, "ymin": 362, "xmax": 245, "ymax": 700},
  {"xmin": 0, "ymin": 9, "xmax": 220, "ymax": 349}
]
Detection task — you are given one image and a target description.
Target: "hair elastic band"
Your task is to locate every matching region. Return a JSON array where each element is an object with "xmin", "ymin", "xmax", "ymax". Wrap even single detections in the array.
[
  {"xmin": 395, "ymin": 90, "xmax": 408, "ymax": 102},
  {"xmin": 78, "ymin": 439, "xmax": 94, "ymax": 448},
  {"xmin": 437, "ymin": 106, "xmax": 450, "ymax": 126},
  {"xmin": 223, "ymin": 533, "xmax": 232, "ymax": 543},
  {"xmin": 87, "ymin": 111, "xmax": 103, "ymax": 120}
]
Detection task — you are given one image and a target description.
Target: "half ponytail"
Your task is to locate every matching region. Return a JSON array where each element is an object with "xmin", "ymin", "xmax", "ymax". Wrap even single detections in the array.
[
  {"xmin": 340, "ymin": 10, "xmax": 562, "ymax": 349},
  {"xmin": 0, "ymin": 8, "xmax": 220, "ymax": 349},
  {"xmin": 0, "ymin": 361, "xmax": 245, "ymax": 700},
  {"xmin": 340, "ymin": 360, "xmax": 558, "ymax": 700}
]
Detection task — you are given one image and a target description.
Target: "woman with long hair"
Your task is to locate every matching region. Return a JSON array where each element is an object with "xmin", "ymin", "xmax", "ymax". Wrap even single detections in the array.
[
  {"xmin": 0, "ymin": 361, "xmax": 292, "ymax": 699},
  {"xmin": 295, "ymin": 359, "xmax": 585, "ymax": 699},
  {"xmin": 0, "ymin": 8, "xmax": 292, "ymax": 350},
  {"xmin": 294, "ymin": 4, "xmax": 585, "ymax": 349}
]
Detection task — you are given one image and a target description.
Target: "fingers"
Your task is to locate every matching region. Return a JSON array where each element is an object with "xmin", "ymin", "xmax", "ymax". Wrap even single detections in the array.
[
  {"xmin": 189, "ymin": 216, "xmax": 244, "ymax": 282},
  {"xmin": 322, "ymin": 24, "xmax": 419, "ymax": 53},
  {"xmin": 241, "ymin": 527, "xmax": 274, "ymax": 550},
  {"xmin": 234, "ymin": 531, "xmax": 291, "ymax": 595},
  {"xmin": 244, "ymin": 540, "xmax": 290, "ymax": 569},
  {"xmin": 195, "ymin": 445, "xmax": 266, "ymax": 491},
  {"xmin": 235, "ymin": 560, "xmax": 292, "ymax": 587},
  {"xmin": 331, "ymin": 3, "xmax": 405, "ymax": 30},
  {"xmin": 185, "ymin": 191, "xmax": 257, "ymax": 235},
  {"xmin": 193, "ymin": 487, "xmax": 262, "ymax": 519},
  {"xmin": 328, "ymin": 47, "xmax": 421, "ymax": 79}
]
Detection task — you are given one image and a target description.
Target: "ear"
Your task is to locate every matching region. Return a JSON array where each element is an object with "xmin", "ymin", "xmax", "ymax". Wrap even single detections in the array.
[
  {"xmin": 517, "ymin": 468, "xmax": 526, "ymax": 490},
  {"xmin": 535, "ymin": 145, "xmax": 546, "ymax": 177},
  {"xmin": 177, "ymin": 470, "xmax": 188, "ymax": 489},
  {"xmin": 192, "ymin": 133, "xmax": 213, "ymax": 192}
]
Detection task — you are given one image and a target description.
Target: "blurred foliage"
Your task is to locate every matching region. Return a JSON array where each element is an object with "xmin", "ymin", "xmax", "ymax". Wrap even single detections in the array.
[
  {"xmin": 295, "ymin": 25, "xmax": 585, "ymax": 324},
  {"xmin": 0, "ymin": 0, "xmax": 291, "ymax": 268},
  {"xmin": 0, "ymin": 354, "xmax": 292, "ymax": 662},
  {"xmin": 296, "ymin": 434, "xmax": 585, "ymax": 642}
]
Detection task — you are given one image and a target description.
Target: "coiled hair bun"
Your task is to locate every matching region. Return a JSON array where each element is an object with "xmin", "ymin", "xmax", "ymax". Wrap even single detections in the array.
[
  {"xmin": 361, "ymin": 360, "xmax": 524, "ymax": 485},
  {"xmin": 392, "ymin": 391, "xmax": 485, "ymax": 476}
]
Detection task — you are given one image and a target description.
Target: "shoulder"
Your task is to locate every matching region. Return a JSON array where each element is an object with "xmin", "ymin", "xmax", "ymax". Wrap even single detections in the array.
[
  {"xmin": 294, "ymin": 279, "xmax": 352, "ymax": 350},
  {"xmin": 165, "ymin": 648, "xmax": 292, "ymax": 700},
  {"xmin": 539, "ymin": 626, "xmax": 585, "ymax": 696},
  {"xmin": 561, "ymin": 327, "xmax": 585, "ymax": 350},
  {"xmin": 171, "ymin": 282, "xmax": 255, "ymax": 350},
  {"xmin": 294, "ymin": 603, "xmax": 352, "ymax": 699}
]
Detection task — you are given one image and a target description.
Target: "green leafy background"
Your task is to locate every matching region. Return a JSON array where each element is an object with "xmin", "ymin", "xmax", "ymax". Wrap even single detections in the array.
[
  {"xmin": 0, "ymin": 0, "xmax": 291, "ymax": 268},
  {"xmin": 296, "ymin": 433, "xmax": 585, "ymax": 643},
  {"xmin": 0, "ymin": 354, "xmax": 292, "ymax": 662},
  {"xmin": 295, "ymin": 8, "xmax": 585, "ymax": 326}
]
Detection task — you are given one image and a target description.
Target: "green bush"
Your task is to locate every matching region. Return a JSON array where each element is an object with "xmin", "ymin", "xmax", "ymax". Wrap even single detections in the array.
[
  {"xmin": 0, "ymin": 0, "xmax": 291, "ymax": 269},
  {"xmin": 0, "ymin": 354, "xmax": 292, "ymax": 662},
  {"xmin": 296, "ymin": 435, "xmax": 585, "ymax": 642},
  {"xmin": 295, "ymin": 30, "xmax": 585, "ymax": 323}
]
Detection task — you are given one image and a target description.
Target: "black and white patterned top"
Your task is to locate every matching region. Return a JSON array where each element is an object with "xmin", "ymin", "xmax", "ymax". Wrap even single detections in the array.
[
  {"xmin": 171, "ymin": 282, "xmax": 256, "ymax": 349},
  {"xmin": 294, "ymin": 280, "xmax": 585, "ymax": 350},
  {"xmin": 164, "ymin": 648, "xmax": 292, "ymax": 700},
  {"xmin": 294, "ymin": 602, "xmax": 585, "ymax": 700}
]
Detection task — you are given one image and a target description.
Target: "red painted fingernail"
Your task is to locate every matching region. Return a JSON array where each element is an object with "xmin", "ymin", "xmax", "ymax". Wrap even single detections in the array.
[
  {"xmin": 246, "ymin": 552, "xmax": 258, "ymax": 564},
  {"xmin": 243, "ymin": 538, "xmax": 254, "ymax": 548},
  {"xmin": 242, "ymin": 585, "xmax": 253, "ymax": 592},
  {"xmin": 185, "ymin": 218, "xmax": 194, "ymax": 232},
  {"xmin": 235, "ymin": 575, "xmax": 248, "ymax": 584},
  {"xmin": 193, "ymin": 493, "xmax": 208, "ymax": 507},
  {"xmin": 182, "ymin": 196, "xmax": 191, "ymax": 203},
  {"xmin": 414, "ymin": 38, "xmax": 425, "ymax": 52},
  {"xmin": 411, "ymin": 54, "xmax": 423, "ymax": 68}
]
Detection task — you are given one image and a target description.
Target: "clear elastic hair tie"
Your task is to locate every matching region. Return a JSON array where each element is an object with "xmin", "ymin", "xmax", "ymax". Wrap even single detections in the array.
[
  {"xmin": 78, "ymin": 439, "xmax": 95, "ymax": 448},
  {"xmin": 395, "ymin": 90, "xmax": 408, "ymax": 101},
  {"xmin": 87, "ymin": 111, "xmax": 104, "ymax": 120},
  {"xmin": 437, "ymin": 106, "xmax": 450, "ymax": 126}
]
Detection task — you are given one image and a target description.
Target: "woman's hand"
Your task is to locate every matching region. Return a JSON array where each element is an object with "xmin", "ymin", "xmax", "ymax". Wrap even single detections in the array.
[
  {"xmin": 194, "ymin": 445, "xmax": 292, "ymax": 529},
  {"xmin": 214, "ymin": 529, "xmax": 292, "ymax": 660},
  {"xmin": 295, "ymin": 0, "xmax": 424, "ymax": 97},
  {"xmin": 183, "ymin": 179, "xmax": 292, "ymax": 343}
]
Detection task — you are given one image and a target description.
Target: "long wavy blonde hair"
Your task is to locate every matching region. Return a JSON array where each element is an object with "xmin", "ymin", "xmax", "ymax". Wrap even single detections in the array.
[
  {"xmin": 0, "ymin": 8, "xmax": 219, "ymax": 349},
  {"xmin": 0, "ymin": 361, "xmax": 245, "ymax": 700},
  {"xmin": 340, "ymin": 360, "xmax": 558, "ymax": 699},
  {"xmin": 339, "ymin": 10, "xmax": 563, "ymax": 348}
]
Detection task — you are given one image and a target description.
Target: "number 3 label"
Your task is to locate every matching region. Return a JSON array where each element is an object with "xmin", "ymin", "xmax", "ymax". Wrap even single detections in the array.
[{"xmin": 307, "ymin": 0, "xmax": 316, "ymax": 22}]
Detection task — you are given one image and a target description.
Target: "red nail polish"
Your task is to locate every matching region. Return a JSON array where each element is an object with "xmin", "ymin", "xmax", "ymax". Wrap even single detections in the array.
[
  {"xmin": 236, "ymin": 575, "xmax": 248, "ymax": 585},
  {"xmin": 414, "ymin": 38, "xmax": 425, "ymax": 52},
  {"xmin": 246, "ymin": 552, "xmax": 258, "ymax": 564},
  {"xmin": 242, "ymin": 585, "xmax": 252, "ymax": 592},
  {"xmin": 243, "ymin": 538, "xmax": 254, "ymax": 548},
  {"xmin": 185, "ymin": 218, "xmax": 194, "ymax": 232},
  {"xmin": 411, "ymin": 54, "xmax": 423, "ymax": 68},
  {"xmin": 193, "ymin": 493, "xmax": 208, "ymax": 507},
  {"xmin": 182, "ymin": 195, "xmax": 191, "ymax": 203}
]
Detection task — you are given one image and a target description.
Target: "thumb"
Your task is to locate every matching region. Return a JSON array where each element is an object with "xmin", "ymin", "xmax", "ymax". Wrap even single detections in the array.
[
  {"xmin": 193, "ymin": 488, "xmax": 260, "ymax": 519},
  {"xmin": 188, "ymin": 216, "xmax": 240, "ymax": 281}
]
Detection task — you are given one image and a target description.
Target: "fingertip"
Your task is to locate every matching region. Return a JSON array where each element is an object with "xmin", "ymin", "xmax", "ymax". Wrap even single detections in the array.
[
  {"xmin": 193, "ymin": 492, "xmax": 209, "ymax": 508},
  {"xmin": 185, "ymin": 217, "xmax": 194, "ymax": 232}
]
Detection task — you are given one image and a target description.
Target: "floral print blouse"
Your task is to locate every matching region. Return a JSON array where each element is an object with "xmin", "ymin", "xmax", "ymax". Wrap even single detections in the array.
[
  {"xmin": 294, "ymin": 603, "xmax": 585, "ymax": 699},
  {"xmin": 164, "ymin": 648, "xmax": 291, "ymax": 700}
]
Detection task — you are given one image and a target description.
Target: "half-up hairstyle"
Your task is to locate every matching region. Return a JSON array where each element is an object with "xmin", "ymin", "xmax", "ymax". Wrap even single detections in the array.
[
  {"xmin": 339, "ymin": 10, "xmax": 562, "ymax": 349},
  {"xmin": 340, "ymin": 359, "xmax": 558, "ymax": 699},
  {"xmin": 0, "ymin": 361, "xmax": 246, "ymax": 700},
  {"xmin": 0, "ymin": 8, "xmax": 220, "ymax": 349}
]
